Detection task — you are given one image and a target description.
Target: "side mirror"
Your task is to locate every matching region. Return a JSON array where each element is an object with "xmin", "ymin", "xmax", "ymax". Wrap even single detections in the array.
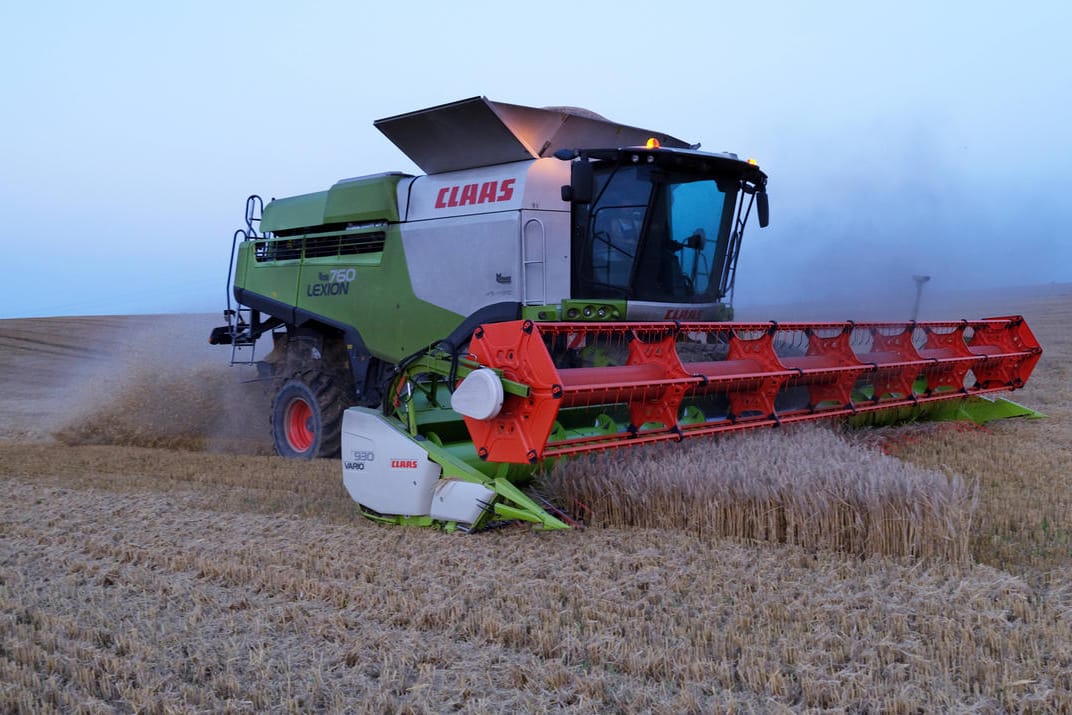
[
  {"xmin": 562, "ymin": 160, "xmax": 594, "ymax": 204},
  {"xmin": 756, "ymin": 190, "xmax": 770, "ymax": 228}
]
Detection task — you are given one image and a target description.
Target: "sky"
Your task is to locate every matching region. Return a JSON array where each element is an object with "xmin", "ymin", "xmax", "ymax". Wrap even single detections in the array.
[{"xmin": 2, "ymin": 1, "xmax": 1069, "ymax": 318}]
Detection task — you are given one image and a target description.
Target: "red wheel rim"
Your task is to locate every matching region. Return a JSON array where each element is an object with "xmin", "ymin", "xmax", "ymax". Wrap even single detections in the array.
[{"xmin": 284, "ymin": 397, "xmax": 314, "ymax": 453}]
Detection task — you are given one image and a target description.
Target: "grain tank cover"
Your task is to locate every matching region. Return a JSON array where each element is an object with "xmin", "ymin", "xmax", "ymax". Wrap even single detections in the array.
[{"xmin": 374, "ymin": 96, "xmax": 691, "ymax": 174}]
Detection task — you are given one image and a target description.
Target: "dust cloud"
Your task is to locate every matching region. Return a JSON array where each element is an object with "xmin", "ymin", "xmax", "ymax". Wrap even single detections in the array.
[
  {"xmin": 733, "ymin": 120, "xmax": 1072, "ymax": 320},
  {"xmin": 0, "ymin": 314, "xmax": 274, "ymax": 454},
  {"xmin": 55, "ymin": 363, "xmax": 273, "ymax": 454}
]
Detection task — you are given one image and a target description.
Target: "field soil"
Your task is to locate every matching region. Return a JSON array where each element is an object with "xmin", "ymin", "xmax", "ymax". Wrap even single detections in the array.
[{"xmin": 2, "ymin": 288, "xmax": 1072, "ymax": 712}]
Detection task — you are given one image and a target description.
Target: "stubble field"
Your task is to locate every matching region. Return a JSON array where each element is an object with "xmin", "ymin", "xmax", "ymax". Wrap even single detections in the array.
[{"xmin": 2, "ymin": 286, "xmax": 1071, "ymax": 712}]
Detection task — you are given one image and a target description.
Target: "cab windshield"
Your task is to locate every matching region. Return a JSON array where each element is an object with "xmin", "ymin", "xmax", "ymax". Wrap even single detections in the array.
[{"xmin": 574, "ymin": 163, "xmax": 739, "ymax": 303}]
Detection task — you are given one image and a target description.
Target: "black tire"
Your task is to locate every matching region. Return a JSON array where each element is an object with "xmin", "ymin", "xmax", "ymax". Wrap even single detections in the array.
[{"xmin": 270, "ymin": 372, "xmax": 350, "ymax": 459}]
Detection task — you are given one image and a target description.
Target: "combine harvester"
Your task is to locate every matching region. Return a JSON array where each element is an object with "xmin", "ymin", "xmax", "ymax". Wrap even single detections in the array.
[{"xmin": 211, "ymin": 97, "xmax": 1042, "ymax": 531}]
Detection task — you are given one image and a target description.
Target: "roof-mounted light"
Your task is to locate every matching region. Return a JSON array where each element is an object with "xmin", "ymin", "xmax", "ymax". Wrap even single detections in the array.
[
  {"xmin": 747, "ymin": 158, "xmax": 759, "ymax": 165},
  {"xmin": 645, "ymin": 137, "xmax": 661, "ymax": 149}
]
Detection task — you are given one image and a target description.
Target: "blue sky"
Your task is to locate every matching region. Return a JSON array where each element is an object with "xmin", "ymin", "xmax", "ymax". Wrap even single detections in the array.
[{"xmin": 2, "ymin": 1, "xmax": 1069, "ymax": 317}]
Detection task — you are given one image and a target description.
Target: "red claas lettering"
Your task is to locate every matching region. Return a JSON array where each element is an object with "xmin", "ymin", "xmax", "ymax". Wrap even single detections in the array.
[{"xmin": 434, "ymin": 179, "xmax": 517, "ymax": 209}]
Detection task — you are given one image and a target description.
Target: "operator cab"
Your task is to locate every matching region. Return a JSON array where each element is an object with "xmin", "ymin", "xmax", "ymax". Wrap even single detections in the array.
[{"xmin": 560, "ymin": 145, "xmax": 768, "ymax": 318}]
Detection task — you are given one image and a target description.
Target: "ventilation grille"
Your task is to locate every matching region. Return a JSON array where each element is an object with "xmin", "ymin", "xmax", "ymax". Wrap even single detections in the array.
[{"xmin": 254, "ymin": 231, "xmax": 386, "ymax": 262}]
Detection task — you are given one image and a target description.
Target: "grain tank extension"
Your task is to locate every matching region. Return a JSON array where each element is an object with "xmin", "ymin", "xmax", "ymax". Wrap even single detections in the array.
[{"xmin": 210, "ymin": 97, "xmax": 1042, "ymax": 531}]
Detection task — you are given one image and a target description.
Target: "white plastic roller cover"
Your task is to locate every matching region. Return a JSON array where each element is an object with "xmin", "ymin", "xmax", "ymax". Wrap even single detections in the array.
[{"xmin": 450, "ymin": 367, "xmax": 504, "ymax": 420}]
